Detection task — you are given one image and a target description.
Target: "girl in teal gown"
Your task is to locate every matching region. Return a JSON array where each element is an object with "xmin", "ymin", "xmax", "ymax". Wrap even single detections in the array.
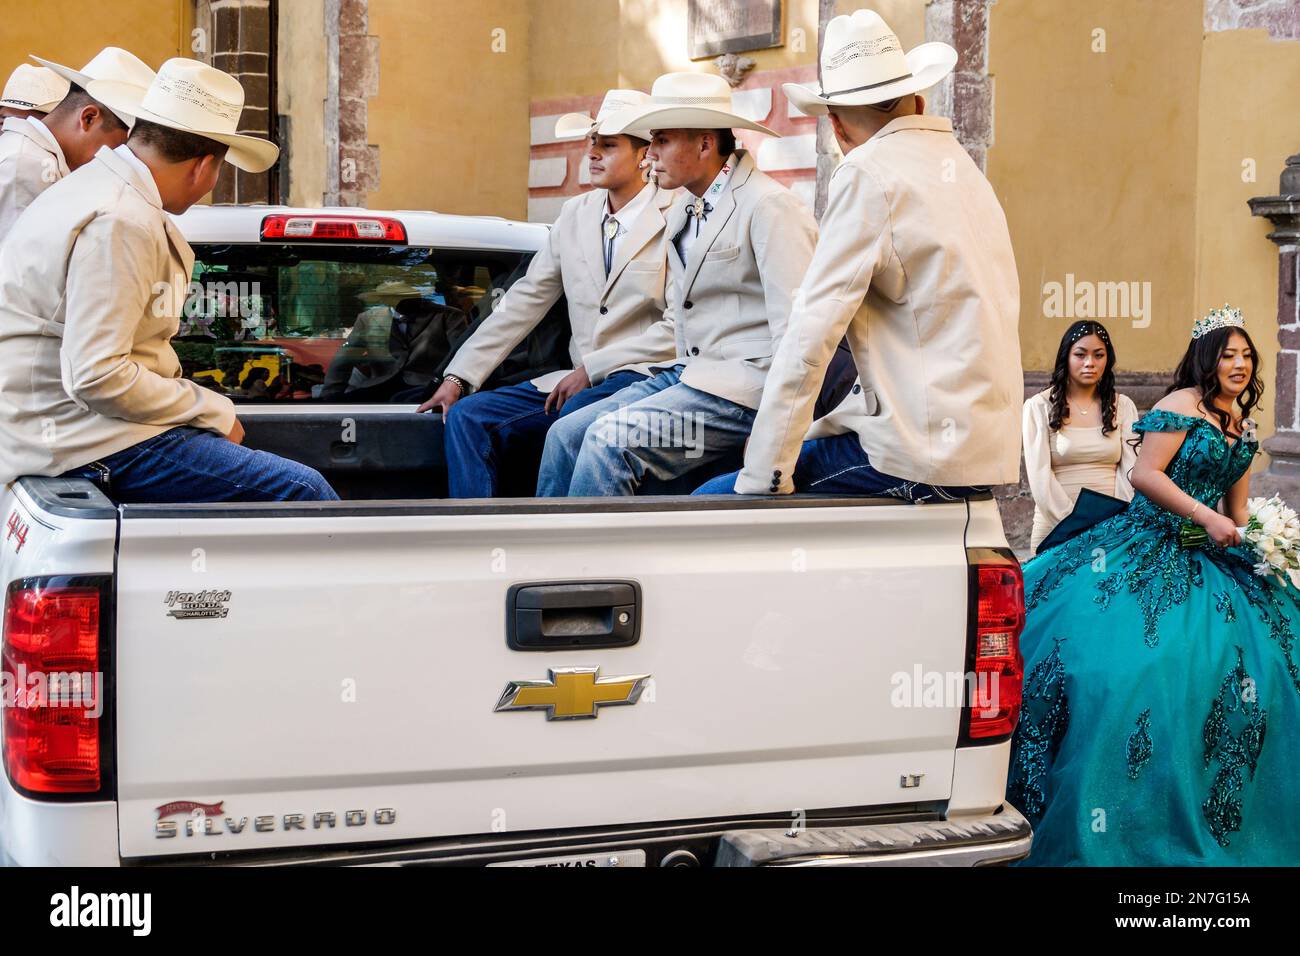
[{"xmin": 1008, "ymin": 313, "xmax": 1300, "ymax": 865}]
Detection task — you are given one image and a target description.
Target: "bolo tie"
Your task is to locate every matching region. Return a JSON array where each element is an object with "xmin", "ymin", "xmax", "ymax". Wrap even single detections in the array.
[{"xmin": 603, "ymin": 215, "xmax": 619, "ymax": 277}]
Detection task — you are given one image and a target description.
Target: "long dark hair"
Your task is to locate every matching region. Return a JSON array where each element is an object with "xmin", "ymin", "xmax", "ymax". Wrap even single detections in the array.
[
  {"xmin": 1048, "ymin": 321, "xmax": 1119, "ymax": 435},
  {"xmin": 1165, "ymin": 325, "xmax": 1264, "ymax": 434}
]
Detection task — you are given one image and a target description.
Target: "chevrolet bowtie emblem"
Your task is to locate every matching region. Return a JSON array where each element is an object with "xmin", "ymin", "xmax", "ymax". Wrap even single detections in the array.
[{"xmin": 495, "ymin": 667, "xmax": 650, "ymax": 721}]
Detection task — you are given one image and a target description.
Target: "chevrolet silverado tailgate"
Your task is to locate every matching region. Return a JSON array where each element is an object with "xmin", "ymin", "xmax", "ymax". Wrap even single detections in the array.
[{"xmin": 113, "ymin": 497, "xmax": 972, "ymax": 859}]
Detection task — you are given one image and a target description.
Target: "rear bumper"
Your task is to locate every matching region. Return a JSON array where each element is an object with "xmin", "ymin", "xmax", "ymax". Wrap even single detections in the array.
[
  {"xmin": 716, "ymin": 802, "xmax": 1032, "ymax": 867},
  {"xmin": 125, "ymin": 803, "xmax": 1029, "ymax": 867}
]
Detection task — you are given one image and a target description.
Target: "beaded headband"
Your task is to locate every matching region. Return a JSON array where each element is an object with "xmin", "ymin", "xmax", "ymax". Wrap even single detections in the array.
[
  {"xmin": 1192, "ymin": 304, "xmax": 1245, "ymax": 339},
  {"xmin": 1066, "ymin": 322, "xmax": 1111, "ymax": 346}
]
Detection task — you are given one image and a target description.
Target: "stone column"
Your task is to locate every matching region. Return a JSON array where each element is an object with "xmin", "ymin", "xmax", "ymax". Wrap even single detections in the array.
[
  {"xmin": 1248, "ymin": 154, "xmax": 1300, "ymax": 498},
  {"xmin": 195, "ymin": 0, "xmax": 277, "ymax": 204},
  {"xmin": 1205, "ymin": 0, "xmax": 1300, "ymax": 38},
  {"xmin": 335, "ymin": 0, "xmax": 380, "ymax": 207},
  {"xmin": 813, "ymin": 0, "xmax": 995, "ymax": 209},
  {"xmin": 812, "ymin": 0, "xmax": 838, "ymax": 220},
  {"xmin": 925, "ymin": 0, "xmax": 993, "ymax": 172}
]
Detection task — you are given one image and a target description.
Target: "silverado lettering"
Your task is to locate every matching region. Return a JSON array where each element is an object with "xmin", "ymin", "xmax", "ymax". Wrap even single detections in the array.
[{"xmin": 156, "ymin": 808, "xmax": 396, "ymax": 838}]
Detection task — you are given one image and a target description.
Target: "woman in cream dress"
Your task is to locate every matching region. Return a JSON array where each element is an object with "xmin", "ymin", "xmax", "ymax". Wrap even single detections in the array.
[{"xmin": 1024, "ymin": 320, "xmax": 1138, "ymax": 552}]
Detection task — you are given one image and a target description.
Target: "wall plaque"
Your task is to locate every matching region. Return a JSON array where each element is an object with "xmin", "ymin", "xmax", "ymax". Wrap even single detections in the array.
[{"xmin": 688, "ymin": 0, "xmax": 784, "ymax": 59}]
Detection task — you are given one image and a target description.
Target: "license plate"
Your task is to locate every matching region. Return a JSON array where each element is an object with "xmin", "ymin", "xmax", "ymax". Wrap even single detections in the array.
[{"xmin": 488, "ymin": 849, "xmax": 646, "ymax": 868}]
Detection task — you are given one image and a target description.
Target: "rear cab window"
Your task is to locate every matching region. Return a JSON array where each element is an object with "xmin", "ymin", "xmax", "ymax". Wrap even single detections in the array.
[{"xmin": 176, "ymin": 226, "xmax": 570, "ymax": 404}]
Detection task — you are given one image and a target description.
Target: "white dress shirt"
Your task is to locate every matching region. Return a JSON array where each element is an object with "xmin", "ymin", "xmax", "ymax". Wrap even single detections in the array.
[
  {"xmin": 601, "ymin": 181, "xmax": 655, "ymax": 274},
  {"xmin": 443, "ymin": 185, "xmax": 678, "ymax": 392},
  {"xmin": 671, "ymin": 156, "xmax": 737, "ymax": 282}
]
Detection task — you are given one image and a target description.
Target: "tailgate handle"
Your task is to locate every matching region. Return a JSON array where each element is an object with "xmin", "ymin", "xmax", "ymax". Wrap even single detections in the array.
[{"xmin": 507, "ymin": 581, "xmax": 641, "ymax": 651}]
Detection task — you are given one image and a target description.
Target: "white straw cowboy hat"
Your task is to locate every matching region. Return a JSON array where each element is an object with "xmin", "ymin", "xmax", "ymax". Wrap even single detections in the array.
[
  {"xmin": 555, "ymin": 89, "xmax": 651, "ymax": 140},
  {"xmin": 359, "ymin": 280, "xmax": 426, "ymax": 304},
  {"xmin": 606, "ymin": 72, "xmax": 781, "ymax": 138},
  {"xmin": 87, "ymin": 58, "xmax": 280, "ymax": 173},
  {"xmin": 784, "ymin": 9, "xmax": 957, "ymax": 116},
  {"xmin": 30, "ymin": 47, "xmax": 155, "ymax": 125},
  {"xmin": 0, "ymin": 64, "xmax": 70, "ymax": 113}
]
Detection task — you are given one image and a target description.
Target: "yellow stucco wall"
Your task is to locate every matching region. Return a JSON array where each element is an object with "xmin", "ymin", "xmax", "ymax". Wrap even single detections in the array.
[
  {"xmin": 528, "ymin": 0, "xmax": 625, "ymax": 99},
  {"xmin": 278, "ymin": 0, "xmax": 329, "ymax": 207},
  {"xmin": 988, "ymin": 0, "xmax": 1205, "ymax": 377},
  {"xmin": 1193, "ymin": 27, "xmax": 1300, "ymax": 451},
  {"xmin": 0, "ymin": 0, "xmax": 188, "ymax": 84},
  {"xmin": 857, "ymin": 0, "xmax": 926, "ymax": 51},
  {"xmin": 366, "ymin": 0, "xmax": 531, "ymax": 219},
  {"xmin": 11, "ymin": 1, "xmax": 1295, "ymax": 451},
  {"xmin": 529, "ymin": 0, "xmax": 925, "ymax": 99},
  {"xmin": 989, "ymin": 0, "xmax": 1299, "ymax": 467},
  {"xmin": 365, "ymin": 0, "xmax": 924, "ymax": 218}
]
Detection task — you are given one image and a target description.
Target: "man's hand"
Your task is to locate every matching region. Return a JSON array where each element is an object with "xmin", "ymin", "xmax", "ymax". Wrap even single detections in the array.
[
  {"xmin": 226, "ymin": 418, "xmax": 245, "ymax": 445},
  {"xmin": 544, "ymin": 366, "xmax": 591, "ymax": 415},
  {"xmin": 418, "ymin": 379, "xmax": 464, "ymax": 421}
]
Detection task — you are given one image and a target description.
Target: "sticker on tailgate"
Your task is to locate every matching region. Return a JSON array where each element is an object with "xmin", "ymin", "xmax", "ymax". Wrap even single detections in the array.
[{"xmin": 164, "ymin": 589, "xmax": 232, "ymax": 621}]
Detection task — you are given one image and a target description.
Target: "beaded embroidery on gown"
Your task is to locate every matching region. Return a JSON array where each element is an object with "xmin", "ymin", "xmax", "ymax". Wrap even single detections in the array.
[{"xmin": 1007, "ymin": 409, "xmax": 1300, "ymax": 865}]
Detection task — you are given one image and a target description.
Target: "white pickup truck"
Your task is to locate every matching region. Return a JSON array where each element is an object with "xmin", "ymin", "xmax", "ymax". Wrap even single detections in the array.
[{"xmin": 0, "ymin": 206, "xmax": 1030, "ymax": 867}]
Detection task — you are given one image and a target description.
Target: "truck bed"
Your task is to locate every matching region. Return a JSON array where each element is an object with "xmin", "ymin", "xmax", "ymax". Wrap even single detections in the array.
[{"xmin": 2, "ymin": 470, "xmax": 1023, "ymax": 865}]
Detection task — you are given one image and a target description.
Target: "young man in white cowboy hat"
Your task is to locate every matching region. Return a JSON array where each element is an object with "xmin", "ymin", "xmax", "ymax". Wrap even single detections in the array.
[
  {"xmin": 417, "ymin": 89, "xmax": 680, "ymax": 498},
  {"xmin": 0, "ymin": 64, "xmax": 68, "ymax": 121},
  {"xmin": 0, "ymin": 48, "xmax": 154, "ymax": 237},
  {"xmin": 0, "ymin": 58, "xmax": 337, "ymax": 502},
  {"xmin": 535, "ymin": 71, "xmax": 818, "ymax": 497},
  {"xmin": 320, "ymin": 279, "xmax": 469, "ymax": 402},
  {"xmin": 695, "ymin": 8, "xmax": 1022, "ymax": 500}
]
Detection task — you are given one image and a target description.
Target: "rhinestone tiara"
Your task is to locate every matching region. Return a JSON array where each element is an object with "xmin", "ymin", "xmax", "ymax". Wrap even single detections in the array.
[{"xmin": 1192, "ymin": 304, "xmax": 1245, "ymax": 339}]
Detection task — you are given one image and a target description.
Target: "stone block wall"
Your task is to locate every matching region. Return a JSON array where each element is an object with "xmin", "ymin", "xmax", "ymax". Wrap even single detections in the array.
[
  {"xmin": 526, "ymin": 63, "xmax": 820, "ymax": 223},
  {"xmin": 196, "ymin": 0, "xmax": 277, "ymax": 204},
  {"xmin": 335, "ymin": 0, "xmax": 379, "ymax": 207},
  {"xmin": 1205, "ymin": 0, "xmax": 1300, "ymax": 38}
]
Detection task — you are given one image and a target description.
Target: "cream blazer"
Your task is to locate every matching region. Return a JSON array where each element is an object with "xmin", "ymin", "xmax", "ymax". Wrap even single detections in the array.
[
  {"xmin": 737, "ymin": 115, "xmax": 1023, "ymax": 492},
  {"xmin": 1022, "ymin": 388, "xmax": 1138, "ymax": 543},
  {"xmin": 658, "ymin": 149, "xmax": 818, "ymax": 410},
  {"xmin": 0, "ymin": 116, "xmax": 69, "ymax": 239},
  {"xmin": 445, "ymin": 184, "xmax": 677, "ymax": 393},
  {"xmin": 0, "ymin": 145, "xmax": 235, "ymax": 484}
]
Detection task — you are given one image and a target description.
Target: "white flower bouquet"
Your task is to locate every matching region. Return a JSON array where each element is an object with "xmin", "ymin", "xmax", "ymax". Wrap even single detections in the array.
[{"xmin": 1181, "ymin": 493, "xmax": 1300, "ymax": 587}]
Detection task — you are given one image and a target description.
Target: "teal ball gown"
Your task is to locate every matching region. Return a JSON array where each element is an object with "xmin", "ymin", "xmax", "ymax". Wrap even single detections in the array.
[{"xmin": 1008, "ymin": 409, "xmax": 1300, "ymax": 865}]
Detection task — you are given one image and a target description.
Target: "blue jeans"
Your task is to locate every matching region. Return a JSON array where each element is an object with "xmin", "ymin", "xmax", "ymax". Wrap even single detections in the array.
[
  {"xmin": 537, "ymin": 366, "xmax": 756, "ymax": 497},
  {"xmin": 443, "ymin": 371, "xmax": 645, "ymax": 498},
  {"xmin": 693, "ymin": 431, "xmax": 990, "ymax": 501},
  {"xmin": 62, "ymin": 426, "xmax": 338, "ymax": 503}
]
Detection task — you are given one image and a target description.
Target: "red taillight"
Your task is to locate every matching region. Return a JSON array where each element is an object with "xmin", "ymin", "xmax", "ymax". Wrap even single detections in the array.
[
  {"xmin": 963, "ymin": 551, "xmax": 1024, "ymax": 742},
  {"xmin": 2, "ymin": 581, "xmax": 104, "ymax": 794},
  {"xmin": 260, "ymin": 214, "xmax": 407, "ymax": 243}
]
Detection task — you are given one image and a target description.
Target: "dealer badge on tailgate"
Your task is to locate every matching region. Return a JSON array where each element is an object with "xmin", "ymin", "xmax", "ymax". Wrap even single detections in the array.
[{"xmin": 495, "ymin": 666, "xmax": 650, "ymax": 721}]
